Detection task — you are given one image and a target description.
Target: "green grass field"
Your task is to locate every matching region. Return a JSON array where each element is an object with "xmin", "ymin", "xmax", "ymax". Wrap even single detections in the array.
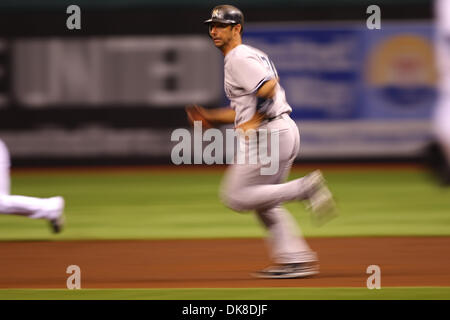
[
  {"xmin": 1, "ymin": 167, "xmax": 450, "ymax": 300},
  {"xmin": 1, "ymin": 168, "xmax": 450, "ymax": 240}
]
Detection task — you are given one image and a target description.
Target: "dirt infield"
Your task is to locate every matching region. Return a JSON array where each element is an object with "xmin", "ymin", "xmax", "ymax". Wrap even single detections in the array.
[{"xmin": 1, "ymin": 237, "xmax": 449, "ymax": 289}]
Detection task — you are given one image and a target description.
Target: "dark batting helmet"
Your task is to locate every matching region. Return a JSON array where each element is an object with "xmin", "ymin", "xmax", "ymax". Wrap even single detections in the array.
[{"xmin": 204, "ymin": 5, "xmax": 244, "ymax": 33}]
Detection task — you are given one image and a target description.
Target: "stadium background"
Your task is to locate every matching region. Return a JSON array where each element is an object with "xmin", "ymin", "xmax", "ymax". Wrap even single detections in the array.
[{"xmin": 1, "ymin": 0, "xmax": 450, "ymax": 300}]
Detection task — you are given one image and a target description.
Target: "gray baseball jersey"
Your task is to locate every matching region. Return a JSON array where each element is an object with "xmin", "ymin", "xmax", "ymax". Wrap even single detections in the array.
[{"xmin": 224, "ymin": 44, "xmax": 292, "ymax": 127}]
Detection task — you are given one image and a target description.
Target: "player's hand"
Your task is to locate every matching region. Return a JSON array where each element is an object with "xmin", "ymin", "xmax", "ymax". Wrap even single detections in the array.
[
  {"xmin": 236, "ymin": 112, "xmax": 265, "ymax": 133},
  {"xmin": 185, "ymin": 104, "xmax": 213, "ymax": 129}
]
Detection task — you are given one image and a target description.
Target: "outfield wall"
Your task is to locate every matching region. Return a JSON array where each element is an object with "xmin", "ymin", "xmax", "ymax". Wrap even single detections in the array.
[{"xmin": 0, "ymin": 2, "xmax": 437, "ymax": 165}]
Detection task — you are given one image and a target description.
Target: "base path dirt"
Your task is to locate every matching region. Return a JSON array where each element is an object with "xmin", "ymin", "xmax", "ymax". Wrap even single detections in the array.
[{"xmin": 1, "ymin": 237, "xmax": 449, "ymax": 289}]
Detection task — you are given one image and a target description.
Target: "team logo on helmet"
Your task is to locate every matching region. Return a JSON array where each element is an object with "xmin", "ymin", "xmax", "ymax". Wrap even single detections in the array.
[{"xmin": 212, "ymin": 8, "xmax": 221, "ymax": 19}]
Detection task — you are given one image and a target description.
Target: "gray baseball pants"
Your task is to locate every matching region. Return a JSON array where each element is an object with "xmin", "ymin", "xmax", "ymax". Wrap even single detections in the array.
[{"xmin": 220, "ymin": 114, "xmax": 317, "ymax": 264}]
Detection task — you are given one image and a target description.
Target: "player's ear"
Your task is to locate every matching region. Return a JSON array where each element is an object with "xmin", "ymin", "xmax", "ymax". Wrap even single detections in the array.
[{"xmin": 233, "ymin": 24, "xmax": 242, "ymax": 35}]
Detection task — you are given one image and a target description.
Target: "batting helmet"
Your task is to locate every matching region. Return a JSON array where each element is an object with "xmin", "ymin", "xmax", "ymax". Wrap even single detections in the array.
[{"xmin": 204, "ymin": 5, "xmax": 244, "ymax": 32}]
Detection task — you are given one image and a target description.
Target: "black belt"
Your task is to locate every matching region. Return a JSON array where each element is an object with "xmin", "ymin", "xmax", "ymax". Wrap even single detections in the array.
[{"xmin": 265, "ymin": 112, "xmax": 289, "ymax": 122}]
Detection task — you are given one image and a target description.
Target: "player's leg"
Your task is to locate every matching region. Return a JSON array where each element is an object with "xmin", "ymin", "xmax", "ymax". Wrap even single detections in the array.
[
  {"xmin": 253, "ymin": 205, "xmax": 319, "ymax": 278},
  {"xmin": 0, "ymin": 194, "xmax": 65, "ymax": 220},
  {"xmin": 221, "ymin": 115, "xmax": 335, "ymax": 219},
  {"xmin": 256, "ymin": 205, "xmax": 316, "ymax": 262},
  {"xmin": 0, "ymin": 138, "xmax": 11, "ymax": 195},
  {"xmin": 222, "ymin": 166, "xmax": 319, "ymax": 210},
  {"xmin": 220, "ymin": 116, "xmax": 322, "ymax": 278},
  {"xmin": 435, "ymin": 99, "xmax": 450, "ymax": 161},
  {"xmin": 0, "ymin": 139, "xmax": 65, "ymax": 232},
  {"xmin": 253, "ymin": 135, "xmax": 314, "ymax": 266},
  {"xmin": 433, "ymin": 100, "xmax": 450, "ymax": 184},
  {"xmin": 252, "ymin": 119, "xmax": 318, "ymax": 278}
]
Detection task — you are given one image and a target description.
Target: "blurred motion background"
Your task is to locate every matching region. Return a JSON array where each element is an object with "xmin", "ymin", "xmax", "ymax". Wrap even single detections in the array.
[{"xmin": 0, "ymin": 0, "xmax": 439, "ymax": 167}]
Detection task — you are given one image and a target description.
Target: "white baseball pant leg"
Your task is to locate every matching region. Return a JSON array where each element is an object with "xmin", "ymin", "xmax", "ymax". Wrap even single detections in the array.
[
  {"xmin": 220, "ymin": 114, "xmax": 317, "ymax": 264},
  {"xmin": 434, "ymin": 98, "xmax": 450, "ymax": 166},
  {"xmin": 0, "ymin": 139, "xmax": 61, "ymax": 220}
]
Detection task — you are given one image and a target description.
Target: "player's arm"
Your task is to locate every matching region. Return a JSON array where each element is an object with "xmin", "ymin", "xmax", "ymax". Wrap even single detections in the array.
[
  {"xmin": 256, "ymin": 78, "xmax": 277, "ymax": 100},
  {"xmin": 237, "ymin": 78, "xmax": 278, "ymax": 132},
  {"xmin": 202, "ymin": 77, "xmax": 277, "ymax": 128},
  {"xmin": 186, "ymin": 104, "xmax": 235, "ymax": 125},
  {"xmin": 202, "ymin": 107, "xmax": 236, "ymax": 124}
]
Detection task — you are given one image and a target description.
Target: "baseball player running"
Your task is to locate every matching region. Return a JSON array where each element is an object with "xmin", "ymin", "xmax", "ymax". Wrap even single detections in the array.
[
  {"xmin": 186, "ymin": 5, "xmax": 336, "ymax": 278},
  {"xmin": 433, "ymin": 0, "xmax": 450, "ymax": 185},
  {"xmin": 0, "ymin": 139, "xmax": 65, "ymax": 233}
]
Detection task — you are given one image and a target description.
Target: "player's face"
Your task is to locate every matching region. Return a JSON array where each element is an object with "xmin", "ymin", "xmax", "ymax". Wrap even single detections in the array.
[{"xmin": 208, "ymin": 22, "xmax": 234, "ymax": 48}]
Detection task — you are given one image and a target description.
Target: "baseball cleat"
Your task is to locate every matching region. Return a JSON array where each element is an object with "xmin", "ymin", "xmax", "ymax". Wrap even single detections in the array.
[
  {"xmin": 48, "ymin": 196, "xmax": 65, "ymax": 234},
  {"xmin": 251, "ymin": 262, "xmax": 319, "ymax": 279},
  {"xmin": 303, "ymin": 170, "xmax": 337, "ymax": 226}
]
